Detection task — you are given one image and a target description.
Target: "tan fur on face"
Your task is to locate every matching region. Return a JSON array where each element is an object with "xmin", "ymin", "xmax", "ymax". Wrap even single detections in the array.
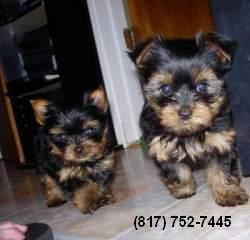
[
  {"xmin": 50, "ymin": 142, "xmax": 63, "ymax": 157},
  {"xmin": 207, "ymin": 162, "xmax": 248, "ymax": 206},
  {"xmin": 82, "ymin": 120, "xmax": 99, "ymax": 130},
  {"xmin": 191, "ymin": 102, "xmax": 213, "ymax": 128},
  {"xmin": 210, "ymin": 95, "xmax": 225, "ymax": 115},
  {"xmin": 159, "ymin": 102, "xmax": 213, "ymax": 136},
  {"xmin": 50, "ymin": 141, "xmax": 104, "ymax": 162},
  {"xmin": 194, "ymin": 69, "xmax": 217, "ymax": 83},
  {"xmin": 144, "ymin": 72, "xmax": 173, "ymax": 103},
  {"xmin": 205, "ymin": 129, "xmax": 236, "ymax": 154},
  {"xmin": 83, "ymin": 139, "xmax": 106, "ymax": 158},
  {"xmin": 96, "ymin": 153, "xmax": 115, "ymax": 171},
  {"xmin": 149, "ymin": 72, "xmax": 173, "ymax": 85},
  {"xmin": 41, "ymin": 174, "xmax": 67, "ymax": 206},
  {"xmin": 63, "ymin": 144, "xmax": 77, "ymax": 161},
  {"xmin": 49, "ymin": 127, "xmax": 65, "ymax": 134},
  {"xmin": 50, "ymin": 127, "xmax": 108, "ymax": 163}
]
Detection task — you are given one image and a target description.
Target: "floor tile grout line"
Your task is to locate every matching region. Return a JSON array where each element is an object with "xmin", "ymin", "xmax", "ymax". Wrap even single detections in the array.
[
  {"xmin": 110, "ymin": 175, "xmax": 207, "ymax": 209},
  {"xmin": 0, "ymin": 200, "xmax": 47, "ymax": 221}
]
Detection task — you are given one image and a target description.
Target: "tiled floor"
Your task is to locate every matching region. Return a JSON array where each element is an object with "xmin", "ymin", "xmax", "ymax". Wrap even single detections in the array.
[{"xmin": 1, "ymin": 147, "xmax": 250, "ymax": 239}]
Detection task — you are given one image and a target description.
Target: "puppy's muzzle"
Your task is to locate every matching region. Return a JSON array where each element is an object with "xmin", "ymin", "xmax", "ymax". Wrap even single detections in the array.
[{"xmin": 178, "ymin": 106, "xmax": 192, "ymax": 120}]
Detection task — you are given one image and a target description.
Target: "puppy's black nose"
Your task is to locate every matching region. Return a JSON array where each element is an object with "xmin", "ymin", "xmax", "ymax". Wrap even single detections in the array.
[
  {"xmin": 75, "ymin": 146, "xmax": 84, "ymax": 154},
  {"xmin": 178, "ymin": 106, "xmax": 192, "ymax": 120}
]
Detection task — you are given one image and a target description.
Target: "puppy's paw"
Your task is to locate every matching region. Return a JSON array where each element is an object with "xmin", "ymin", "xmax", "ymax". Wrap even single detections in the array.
[
  {"xmin": 78, "ymin": 197, "xmax": 106, "ymax": 214},
  {"xmin": 45, "ymin": 189, "xmax": 67, "ymax": 207},
  {"xmin": 46, "ymin": 198, "xmax": 67, "ymax": 207},
  {"xmin": 167, "ymin": 179, "xmax": 197, "ymax": 199},
  {"xmin": 104, "ymin": 192, "xmax": 115, "ymax": 204},
  {"xmin": 73, "ymin": 182, "xmax": 110, "ymax": 214},
  {"xmin": 214, "ymin": 185, "xmax": 249, "ymax": 207},
  {"xmin": 42, "ymin": 174, "xmax": 67, "ymax": 207}
]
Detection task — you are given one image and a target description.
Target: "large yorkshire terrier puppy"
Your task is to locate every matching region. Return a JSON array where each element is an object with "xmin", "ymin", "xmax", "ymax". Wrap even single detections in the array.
[{"xmin": 129, "ymin": 32, "xmax": 249, "ymax": 206}]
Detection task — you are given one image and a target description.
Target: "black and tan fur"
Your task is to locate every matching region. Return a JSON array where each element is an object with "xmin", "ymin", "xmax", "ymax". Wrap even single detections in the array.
[
  {"xmin": 129, "ymin": 33, "xmax": 249, "ymax": 206},
  {"xmin": 31, "ymin": 87, "xmax": 115, "ymax": 213}
]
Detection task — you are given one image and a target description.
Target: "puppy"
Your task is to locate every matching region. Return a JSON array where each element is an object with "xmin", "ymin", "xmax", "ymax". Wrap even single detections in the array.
[
  {"xmin": 129, "ymin": 32, "xmax": 249, "ymax": 206},
  {"xmin": 31, "ymin": 87, "xmax": 115, "ymax": 213}
]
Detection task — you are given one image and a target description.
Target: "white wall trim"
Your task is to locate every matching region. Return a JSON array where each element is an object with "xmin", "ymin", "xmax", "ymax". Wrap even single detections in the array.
[{"xmin": 87, "ymin": 0, "xmax": 144, "ymax": 147}]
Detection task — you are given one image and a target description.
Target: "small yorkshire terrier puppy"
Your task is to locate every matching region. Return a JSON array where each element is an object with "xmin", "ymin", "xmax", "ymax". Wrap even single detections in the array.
[
  {"xmin": 31, "ymin": 87, "xmax": 115, "ymax": 213},
  {"xmin": 129, "ymin": 32, "xmax": 249, "ymax": 206}
]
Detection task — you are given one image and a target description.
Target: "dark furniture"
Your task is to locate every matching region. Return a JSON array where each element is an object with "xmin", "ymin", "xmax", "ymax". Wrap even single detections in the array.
[
  {"xmin": 0, "ymin": 0, "xmax": 117, "ymax": 164},
  {"xmin": 211, "ymin": 0, "xmax": 250, "ymax": 176}
]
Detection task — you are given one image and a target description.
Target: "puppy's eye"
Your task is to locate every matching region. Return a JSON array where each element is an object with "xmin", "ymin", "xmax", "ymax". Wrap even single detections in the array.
[
  {"xmin": 55, "ymin": 134, "xmax": 68, "ymax": 143},
  {"xmin": 82, "ymin": 127, "xmax": 96, "ymax": 137},
  {"xmin": 160, "ymin": 84, "xmax": 172, "ymax": 95},
  {"xmin": 58, "ymin": 134, "xmax": 67, "ymax": 141},
  {"xmin": 50, "ymin": 134, "xmax": 68, "ymax": 145},
  {"xmin": 196, "ymin": 82, "xmax": 207, "ymax": 94}
]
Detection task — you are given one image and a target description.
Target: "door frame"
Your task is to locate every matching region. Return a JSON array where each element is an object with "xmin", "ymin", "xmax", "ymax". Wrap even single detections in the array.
[{"xmin": 87, "ymin": 0, "xmax": 144, "ymax": 147}]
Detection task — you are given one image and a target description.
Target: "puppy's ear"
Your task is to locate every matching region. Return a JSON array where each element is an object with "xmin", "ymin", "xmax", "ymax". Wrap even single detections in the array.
[
  {"xmin": 196, "ymin": 32, "xmax": 237, "ymax": 71},
  {"xmin": 128, "ymin": 35, "xmax": 169, "ymax": 68},
  {"xmin": 30, "ymin": 99, "xmax": 52, "ymax": 125},
  {"xmin": 84, "ymin": 86, "xmax": 108, "ymax": 113}
]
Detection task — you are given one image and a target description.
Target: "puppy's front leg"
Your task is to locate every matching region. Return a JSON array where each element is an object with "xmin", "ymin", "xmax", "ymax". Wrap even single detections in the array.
[
  {"xmin": 149, "ymin": 136, "xmax": 196, "ymax": 199},
  {"xmin": 41, "ymin": 174, "xmax": 67, "ymax": 207},
  {"xmin": 72, "ymin": 180, "xmax": 107, "ymax": 214},
  {"xmin": 207, "ymin": 150, "xmax": 249, "ymax": 206},
  {"xmin": 161, "ymin": 162, "xmax": 197, "ymax": 199}
]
